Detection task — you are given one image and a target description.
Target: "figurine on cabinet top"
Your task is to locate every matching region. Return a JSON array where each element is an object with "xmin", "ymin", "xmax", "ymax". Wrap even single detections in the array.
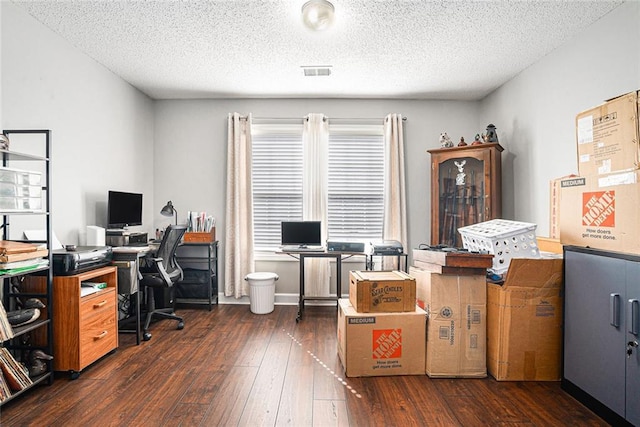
[
  {"xmin": 458, "ymin": 136, "xmax": 467, "ymax": 147},
  {"xmin": 439, "ymin": 132, "xmax": 453, "ymax": 148},
  {"xmin": 485, "ymin": 124, "xmax": 499, "ymax": 142},
  {"xmin": 471, "ymin": 133, "xmax": 483, "ymax": 145}
]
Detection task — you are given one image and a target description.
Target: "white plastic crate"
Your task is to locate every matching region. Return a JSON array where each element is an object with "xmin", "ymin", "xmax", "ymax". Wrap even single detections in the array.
[{"xmin": 458, "ymin": 219, "xmax": 540, "ymax": 274}]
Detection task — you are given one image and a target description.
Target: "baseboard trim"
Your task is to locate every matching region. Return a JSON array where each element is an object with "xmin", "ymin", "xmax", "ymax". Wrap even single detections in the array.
[{"xmin": 216, "ymin": 292, "xmax": 343, "ymax": 306}]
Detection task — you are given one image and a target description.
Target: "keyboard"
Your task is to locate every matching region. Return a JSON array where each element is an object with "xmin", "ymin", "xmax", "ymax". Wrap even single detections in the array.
[{"xmin": 281, "ymin": 245, "xmax": 325, "ymax": 252}]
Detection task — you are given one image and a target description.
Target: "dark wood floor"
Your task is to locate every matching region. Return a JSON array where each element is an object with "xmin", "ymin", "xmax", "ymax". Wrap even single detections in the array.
[{"xmin": 0, "ymin": 304, "xmax": 608, "ymax": 426}]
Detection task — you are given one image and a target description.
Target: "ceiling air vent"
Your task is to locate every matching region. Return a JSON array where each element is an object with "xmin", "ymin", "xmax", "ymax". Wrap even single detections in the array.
[{"xmin": 301, "ymin": 66, "xmax": 332, "ymax": 76}]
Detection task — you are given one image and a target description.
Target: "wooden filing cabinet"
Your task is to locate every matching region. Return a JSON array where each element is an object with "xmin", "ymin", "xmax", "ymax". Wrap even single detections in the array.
[{"xmin": 29, "ymin": 266, "xmax": 118, "ymax": 378}]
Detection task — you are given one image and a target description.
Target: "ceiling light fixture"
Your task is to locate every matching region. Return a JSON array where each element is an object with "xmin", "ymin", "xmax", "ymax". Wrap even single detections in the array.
[{"xmin": 302, "ymin": 0, "xmax": 335, "ymax": 31}]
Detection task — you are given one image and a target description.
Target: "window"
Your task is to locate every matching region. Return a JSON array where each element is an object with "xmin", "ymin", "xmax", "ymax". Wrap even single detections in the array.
[
  {"xmin": 327, "ymin": 125, "xmax": 384, "ymax": 241},
  {"xmin": 251, "ymin": 121, "xmax": 385, "ymax": 251}
]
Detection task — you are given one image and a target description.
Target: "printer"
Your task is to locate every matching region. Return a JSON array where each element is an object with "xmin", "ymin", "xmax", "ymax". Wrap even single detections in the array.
[
  {"xmin": 369, "ymin": 240, "xmax": 404, "ymax": 255},
  {"xmin": 52, "ymin": 246, "xmax": 113, "ymax": 276}
]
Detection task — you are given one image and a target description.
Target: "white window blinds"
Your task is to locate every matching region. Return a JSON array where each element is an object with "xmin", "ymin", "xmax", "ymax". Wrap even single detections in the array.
[
  {"xmin": 251, "ymin": 121, "xmax": 384, "ymax": 251},
  {"xmin": 327, "ymin": 124, "xmax": 384, "ymax": 241},
  {"xmin": 251, "ymin": 124, "xmax": 303, "ymax": 250}
]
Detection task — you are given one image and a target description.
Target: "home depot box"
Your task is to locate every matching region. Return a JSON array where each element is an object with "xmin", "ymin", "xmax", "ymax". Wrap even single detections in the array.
[
  {"xmin": 349, "ymin": 270, "xmax": 416, "ymax": 313},
  {"xmin": 576, "ymin": 90, "xmax": 640, "ymax": 176},
  {"xmin": 409, "ymin": 266, "xmax": 486, "ymax": 378},
  {"xmin": 559, "ymin": 170, "xmax": 640, "ymax": 254},
  {"xmin": 487, "ymin": 258, "xmax": 564, "ymax": 381},
  {"xmin": 337, "ymin": 298, "xmax": 426, "ymax": 377}
]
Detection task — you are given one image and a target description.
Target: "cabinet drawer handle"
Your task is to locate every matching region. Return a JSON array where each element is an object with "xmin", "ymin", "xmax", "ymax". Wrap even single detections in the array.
[
  {"xmin": 610, "ymin": 293, "xmax": 620, "ymax": 327},
  {"xmin": 95, "ymin": 330, "xmax": 108, "ymax": 340},
  {"xmin": 93, "ymin": 300, "xmax": 108, "ymax": 309},
  {"xmin": 629, "ymin": 299, "xmax": 639, "ymax": 335}
]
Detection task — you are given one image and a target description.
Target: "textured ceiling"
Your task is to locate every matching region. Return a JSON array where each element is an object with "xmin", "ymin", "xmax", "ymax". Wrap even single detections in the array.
[{"xmin": 12, "ymin": 0, "xmax": 624, "ymax": 100}]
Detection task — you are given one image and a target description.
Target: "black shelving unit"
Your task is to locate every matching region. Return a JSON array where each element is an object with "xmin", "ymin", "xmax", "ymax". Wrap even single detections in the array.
[
  {"xmin": 0, "ymin": 130, "xmax": 54, "ymax": 406},
  {"xmin": 175, "ymin": 241, "xmax": 218, "ymax": 310}
]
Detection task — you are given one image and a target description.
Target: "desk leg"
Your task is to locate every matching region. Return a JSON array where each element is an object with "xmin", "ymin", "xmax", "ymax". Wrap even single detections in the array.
[
  {"xmin": 336, "ymin": 255, "xmax": 342, "ymax": 305},
  {"xmin": 135, "ymin": 290, "xmax": 141, "ymax": 345},
  {"xmin": 297, "ymin": 255, "xmax": 305, "ymax": 322}
]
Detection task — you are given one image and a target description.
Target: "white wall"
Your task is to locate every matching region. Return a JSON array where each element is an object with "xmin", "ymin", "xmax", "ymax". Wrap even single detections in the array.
[
  {"xmin": 480, "ymin": 1, "xmax": 640, "ymax": 236},
  {"xmin": 3, "ymin": 0, "xmax": 637, "ymax": 301},
  {"xmin": 154, "ymin": 99, "xmax": 480, "ymax": 296},
  {"xmin": 1, "ymin": 2, "xmax": 155, "ymax": 245}
]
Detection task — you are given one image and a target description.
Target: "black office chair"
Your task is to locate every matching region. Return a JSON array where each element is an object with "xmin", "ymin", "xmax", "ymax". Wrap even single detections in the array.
[{"xmin": 139, "ymin": 224, "xmax": 187, "ymax": 341}]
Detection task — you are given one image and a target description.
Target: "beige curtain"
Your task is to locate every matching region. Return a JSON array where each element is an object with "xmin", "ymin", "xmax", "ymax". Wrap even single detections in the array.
[
  {"xmin": 303, "ymin": 113, "xmax": 330, "ymax": 296},
  {"xmin": 224, "ymin": 112, "xmax": 255, "ymax": 298},
  {"xmin": 383, "ymin": 113, "xmax": 408, "ymax": 270}
]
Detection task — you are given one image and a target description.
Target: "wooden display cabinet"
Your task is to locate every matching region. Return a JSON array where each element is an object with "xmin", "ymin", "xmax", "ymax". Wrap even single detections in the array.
[{"xmin": 427, "ymin": 142, "xmax": 503, "ymax": 247}]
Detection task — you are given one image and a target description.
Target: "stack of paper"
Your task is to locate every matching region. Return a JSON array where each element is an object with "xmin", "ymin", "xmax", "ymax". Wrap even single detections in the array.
[{"xmin": 0, "ymin": 240, "xmax": 49, "ymax": 275}]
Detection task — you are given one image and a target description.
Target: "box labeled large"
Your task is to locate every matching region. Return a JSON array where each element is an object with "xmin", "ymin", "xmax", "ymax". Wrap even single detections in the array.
[
  {"xmin": 337, "ymin": 298, "xmax": 426, "ymax": 377},
  {"xmin": 410, "ymin": 266, "xmax": 486, "ymax": 378},
  {"xmin": 576, "ymin": 90, "xmax": 640, "ymax": 176},
  {"xmin": 559, "ymin": 170, "xmax": 640, "ymax": 254},
  {"xmin": 349, "ymin": 270, "xmax": 416, "ymax": 313},
  {"xmin": 487, "ymin": 258, "xmax": 564, "ymax": 381}
]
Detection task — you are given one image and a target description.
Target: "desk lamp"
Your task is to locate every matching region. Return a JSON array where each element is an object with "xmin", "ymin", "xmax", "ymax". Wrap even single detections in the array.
[{"xmin": 161, "ymin": 201, "xmax": 178, "ymax": 225}]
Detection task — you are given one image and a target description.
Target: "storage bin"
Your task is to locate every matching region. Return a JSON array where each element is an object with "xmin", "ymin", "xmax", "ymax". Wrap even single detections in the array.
[
  {"xmin": 0, "ymin": 182, "xmax": 41, "ymax": 197},
  {"xmin": 0, "ymin": 167, "xmax": 42, "ymax": 186},
  {"xmin": 458, "ymin": 219, "xmax": 540, "ymax": 274},
  {"xmin": 0, "ymin": 196, "xmax": 42, "ymax": 212},
  {"xmin": 245, "ymin": 272, "xmax": 278, "ymax": 314}
]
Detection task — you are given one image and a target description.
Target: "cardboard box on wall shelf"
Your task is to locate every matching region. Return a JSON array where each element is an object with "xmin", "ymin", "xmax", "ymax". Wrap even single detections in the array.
[
  {"xmin": 559, "ymin": 170, "xmax": 640, "ymax": 255},
  {"xmin": 409, "ymin": 266, "xmax": 487, "ymax": 378},
  {"xmin": 349, "ymin": 270, "xmax": 416, "ymax": 313},
  {"xmin": 336, "ymin": 298, "xmax": 426, "ymax": 378},
  {"xmin": 487, "ymin": 258, "xmax": 564, "ymax": 381},
  {"xmin": 575, "ymin": 90, "xmax": 640, "ymax": 176}
]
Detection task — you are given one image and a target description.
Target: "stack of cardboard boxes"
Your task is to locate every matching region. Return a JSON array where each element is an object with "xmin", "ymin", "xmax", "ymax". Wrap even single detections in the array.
[
  {"xmin": 409, "ymin": 250, "xmax": 491, "ymax": 378},
  {"xmin": 557, "ymin": 90, "xmax": 640, "ymax": 255},
  {"xmin": 337, "ymin": 270, "xmax": 425, "ymax": 377}
]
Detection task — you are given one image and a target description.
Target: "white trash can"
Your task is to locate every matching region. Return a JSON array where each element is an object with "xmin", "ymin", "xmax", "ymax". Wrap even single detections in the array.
[{"xmin": 245, "ymin": 272, "xmax": 279, "ymax": 314}]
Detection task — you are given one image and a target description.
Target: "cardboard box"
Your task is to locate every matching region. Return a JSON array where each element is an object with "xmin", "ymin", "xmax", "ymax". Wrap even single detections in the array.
[
  {"xmin": 349, "ymin": 270, "xmax": 416, "ymax": 313},
  {"xmin": 409, "ymin": 266, "xmax": 486, "ymax": 378},
  {"xmin": 487, "ymin": 258, "xmax": 564, "ymax": 381},
  {"xmin": 559, "ymin": 170, "xmax": 640, "ymax": 254},
  {"xmin": 576, "ymin": 90, "xmax": 640, "ymax": 176},
  {"xmin": 336, "ymin": 298, "xmax": 426, "ymax": 377},
  {"xmin": 549, "ymin": 175, "xmax": 578, "ymax": 239}
]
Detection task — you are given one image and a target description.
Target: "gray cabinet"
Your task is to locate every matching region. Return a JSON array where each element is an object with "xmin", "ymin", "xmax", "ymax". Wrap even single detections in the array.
[{"xmin": 563, "ymin": 246, "xmax": 640, "ymax": 426}]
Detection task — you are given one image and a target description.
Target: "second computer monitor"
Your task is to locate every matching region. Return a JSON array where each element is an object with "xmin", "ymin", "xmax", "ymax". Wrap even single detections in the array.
[{"xmin": 281, "ymin": 221, "xmax": 321, "ymax": 247}]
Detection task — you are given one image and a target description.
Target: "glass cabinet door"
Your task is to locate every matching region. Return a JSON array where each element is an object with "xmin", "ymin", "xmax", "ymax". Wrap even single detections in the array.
[{"xmin": 428, "ymin": 143, "xmax": 503, "ymax": 248}]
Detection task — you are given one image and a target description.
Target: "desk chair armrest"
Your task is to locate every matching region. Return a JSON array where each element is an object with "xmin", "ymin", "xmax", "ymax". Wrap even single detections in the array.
[{"xmin": 147, "ymin": 257, "xmax": 173, "ymax": 286}]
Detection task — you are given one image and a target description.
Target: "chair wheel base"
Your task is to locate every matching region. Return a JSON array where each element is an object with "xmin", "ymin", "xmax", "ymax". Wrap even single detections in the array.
[
  {"xmin": 177, "ymin": 321, "xmax": 184, "ymax": 330},
  {"xmin": 143, "ymin": 332, "xmax": 152, "ymax": 341}
]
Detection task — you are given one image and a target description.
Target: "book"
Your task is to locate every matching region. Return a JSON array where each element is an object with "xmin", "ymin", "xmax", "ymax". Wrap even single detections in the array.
[
  {"xmin": 0, "ymin": 348, "xmax": 33, "ymax": 392},
  {"xmin": 0, "ymin": 248, "xmax": 49, "ymax": 263},
  {"xmin": 0, "ymin": 301, "xmax": 15, "ymax": 342},
  {"xmin": 0, "ymin": 240, "xmax": 39, "ymax": 255}
]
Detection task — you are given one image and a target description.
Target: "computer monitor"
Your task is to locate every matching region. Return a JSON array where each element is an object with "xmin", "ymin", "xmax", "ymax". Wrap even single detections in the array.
[
  {"xmin": 281, "ymin": 221, "xmax": 322, "ymax": 247},
  {"xmin": 107, "ymin": 190, "xmax": 143, "ymax": 229}
]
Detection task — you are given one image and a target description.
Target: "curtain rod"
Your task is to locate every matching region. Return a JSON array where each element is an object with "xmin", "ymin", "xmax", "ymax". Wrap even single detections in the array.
[{"xmin": 251, "ymin": 116, "xmax": 407, "ymax": 124}]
